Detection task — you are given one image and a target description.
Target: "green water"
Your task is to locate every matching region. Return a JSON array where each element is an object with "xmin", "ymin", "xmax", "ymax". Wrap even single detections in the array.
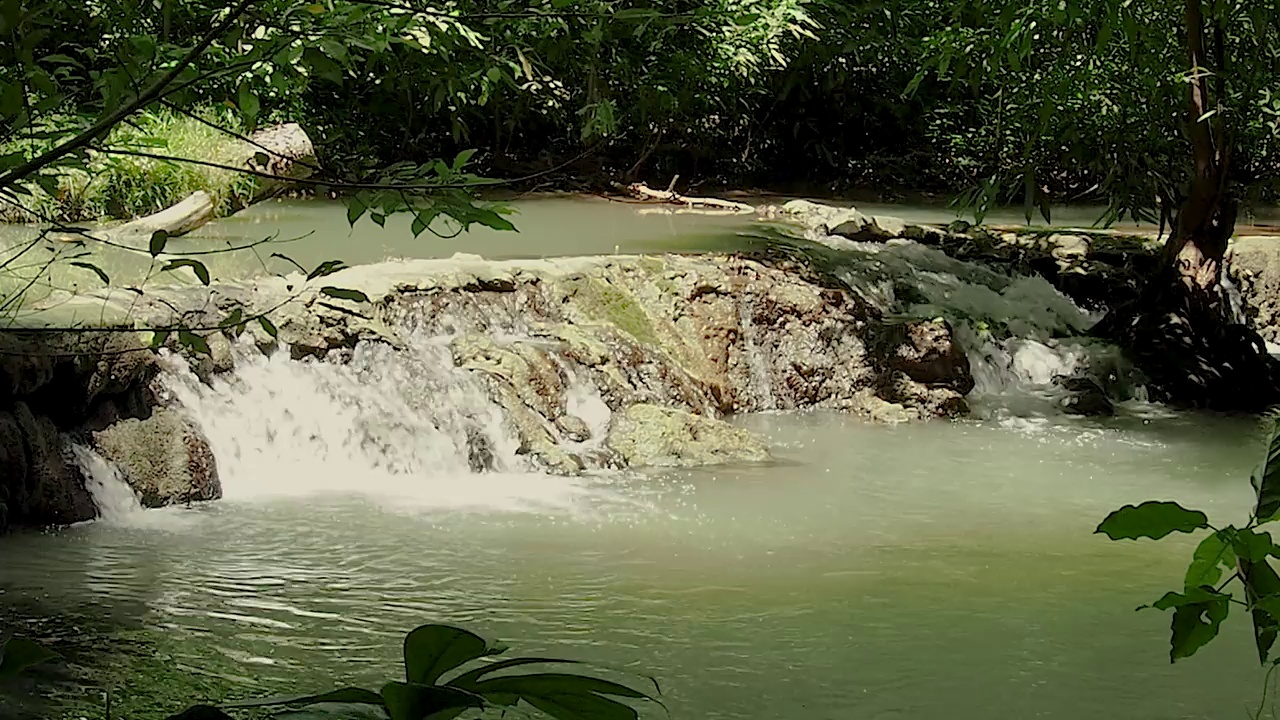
[
  {"xmin": 0, "ymin": 411, "xmax": 1271, "ymax": 719},
  {"xmin": 1, "ymin": 196, "xmax": 1276, "ymax": 718}
]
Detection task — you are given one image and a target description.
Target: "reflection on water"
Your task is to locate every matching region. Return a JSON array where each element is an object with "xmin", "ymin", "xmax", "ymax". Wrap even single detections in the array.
[{"xmin": 0, "ymin": 412, "xmax": 1269, "ymax": 719}]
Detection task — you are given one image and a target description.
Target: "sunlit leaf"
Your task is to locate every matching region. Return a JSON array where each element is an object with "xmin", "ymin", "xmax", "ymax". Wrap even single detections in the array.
[{"xmin": 1185, "ymin": 530, "xmax": 1237, "ymax": 590}]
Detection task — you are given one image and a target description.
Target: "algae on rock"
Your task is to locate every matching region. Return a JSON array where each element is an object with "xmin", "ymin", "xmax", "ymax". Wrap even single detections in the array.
[{"xmin": 606, "ymin": 403, "xmax": 769, "ymax": 467}]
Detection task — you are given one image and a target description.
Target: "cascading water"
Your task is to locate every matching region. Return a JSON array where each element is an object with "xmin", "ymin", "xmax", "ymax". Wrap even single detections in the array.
[
  {"xmin": 789, "ymin": 234, "xmax": 1146, "ymax": 417},
  {"xmin": 156, "ymin": 336, "xmax": 604, "ymax": 514},
  {"xmin": 71, "ymin": 443, "xmax": 143, "ymax": 523}
]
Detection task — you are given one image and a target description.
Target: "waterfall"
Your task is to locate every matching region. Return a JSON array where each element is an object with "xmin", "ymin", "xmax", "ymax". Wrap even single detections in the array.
[
  {"xmin": 156, "ymin": 338, "xmax": 599, "ymax": 513},
  {"xmin": 71, "ymin": 443, "xmax": 143, "ymax": 523},
  {"xmin": 738, "ymin": 292, "xmax": 777, "ymax": 411}
]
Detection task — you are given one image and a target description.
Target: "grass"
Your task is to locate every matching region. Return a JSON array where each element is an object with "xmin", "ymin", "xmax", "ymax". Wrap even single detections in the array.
[{"xmin": 0, "ymin": 107, "xmax": 261, "ymax": 224}]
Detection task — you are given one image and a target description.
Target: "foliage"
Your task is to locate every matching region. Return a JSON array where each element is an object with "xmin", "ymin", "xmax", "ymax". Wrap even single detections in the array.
[
  {"xmin": 163, "ymin": 623, "xmax": 660, "ymax": 720},
  {"xmin": 1097, "ymin": 413, "xmax": 1280, "ymax": 665},
  {"xmin": 0, "ymin": 108, "xmax": 258, "ymax": 223},
  {"xmin": 908, "ymin": 0, "xmax": 1280, "ymax": 225}
]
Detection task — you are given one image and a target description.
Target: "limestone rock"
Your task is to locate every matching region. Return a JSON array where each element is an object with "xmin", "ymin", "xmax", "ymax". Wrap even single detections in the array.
[
  {"xmin": 875, "ymin": 320, "xmax": 975, "ymax": 394},
  {"xmin": 92, "ymin": 409, "xmax": 220, "ymax": 507},
  {"xmin": 605, "ymin": 403, "xmax": 769, "ymax": 467}
]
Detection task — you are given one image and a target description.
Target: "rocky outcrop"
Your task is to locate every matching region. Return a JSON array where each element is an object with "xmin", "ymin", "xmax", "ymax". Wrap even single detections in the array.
[
  {"xmin": 771, "ymin": 199, "xmax": 1163, "ymax": 313},
  {"xmin": 0, "ymin": 332, "xmax": 221, "ymax": 532},
  {"xmin": 32, "ymin": 251, "xmax": 976, "ymax": 478}
]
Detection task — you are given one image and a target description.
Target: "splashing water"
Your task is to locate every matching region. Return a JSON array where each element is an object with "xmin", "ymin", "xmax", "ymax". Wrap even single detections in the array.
[
  {"xmin": 157, "ymin": 338, "xmax": 608, "ymax": 515},
  {"xmin": 71, "ymin": 443, "xmax": 143, "ymax": 523},
  {"xmin": 795, "ymin": 235, "xmax": 1145, "ymax": 416}
]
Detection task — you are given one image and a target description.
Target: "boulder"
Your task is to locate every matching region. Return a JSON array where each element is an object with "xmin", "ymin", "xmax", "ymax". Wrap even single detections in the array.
[
  {"xmin": 0, "ymin": 403, "xmax": 96, "ymax": 531},
  {"xmin": 605, "ymin": 403, "xmax": 769, "ymax": 467},
  {"xmin": 92, "ymin": 409, "xmax": 220, "ymax": 508}
]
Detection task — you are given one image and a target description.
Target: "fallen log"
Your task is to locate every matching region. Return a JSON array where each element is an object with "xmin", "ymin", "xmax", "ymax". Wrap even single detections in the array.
[{"xmin": 618, "ymin": 180, "xmax": 756, "ymax": 214}]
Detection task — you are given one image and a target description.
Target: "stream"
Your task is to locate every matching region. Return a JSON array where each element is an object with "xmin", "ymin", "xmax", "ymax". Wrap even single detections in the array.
[{"xmin": 0, "ymin": 197, "xmax": 1273, "ymax": 719}]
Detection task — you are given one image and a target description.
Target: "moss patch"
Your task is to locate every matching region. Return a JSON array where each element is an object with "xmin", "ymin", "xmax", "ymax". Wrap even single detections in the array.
[{"xmin": 560, "ymin": 275, "xmax": 659, "ymax": 347}]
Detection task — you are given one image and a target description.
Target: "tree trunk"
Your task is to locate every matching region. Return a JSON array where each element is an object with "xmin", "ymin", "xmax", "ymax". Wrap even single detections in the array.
[{"xmin": 1093, "ymin": 0, "xmax": 1280, "ymax": 411}]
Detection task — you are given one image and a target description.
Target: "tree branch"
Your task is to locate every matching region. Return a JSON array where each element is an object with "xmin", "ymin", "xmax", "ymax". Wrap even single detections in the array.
[{"xmin": 0, "ymin": 0, "xmax": 257, "ymax": 194}]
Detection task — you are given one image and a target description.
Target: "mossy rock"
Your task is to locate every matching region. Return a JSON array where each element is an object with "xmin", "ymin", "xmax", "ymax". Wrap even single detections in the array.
[
  {"xmin": 605, "ymin": 403, "xmax": 768, "ymax": 468},
  {"xmin": 92, "ymin": 409, "xmax": 220, "ymax": 507}
]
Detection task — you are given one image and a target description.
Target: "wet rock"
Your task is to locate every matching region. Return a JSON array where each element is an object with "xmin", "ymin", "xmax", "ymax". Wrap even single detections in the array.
[
  {"xmin": 1057, "ymin": 376, "xmax": 1116, "ymax": 417},
  {"xmin": 556, "ymin": 414, "xmax": 592, "ymax": 443},
  {"xmin": 606, "ymin": 403, "xmax": 769, "ymax": 468},
  {"xmin": 92, "ymin": 409, "xmax": 220, "ymax": 507},
  {"xmin": 465, "ymin": 426, "xmax": 496, "ymax": 472},
  {"xmin": 0, "ymin": 403, "xmax": 95, "ymax": 530},
  {"xmin": 875, "ymin": 320, "xmax": 975, "ymax": 395}
]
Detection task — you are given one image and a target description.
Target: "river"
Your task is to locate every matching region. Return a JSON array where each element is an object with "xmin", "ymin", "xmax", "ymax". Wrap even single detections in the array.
[{"xmin": 0, "ymin": 197, "xmax": 1273, "ymax": 719}]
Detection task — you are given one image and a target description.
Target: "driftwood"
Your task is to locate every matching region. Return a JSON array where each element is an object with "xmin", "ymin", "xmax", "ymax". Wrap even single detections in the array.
[{"xmin": 618, "ymin": 180, "xmax": 756, "ymax": 214}]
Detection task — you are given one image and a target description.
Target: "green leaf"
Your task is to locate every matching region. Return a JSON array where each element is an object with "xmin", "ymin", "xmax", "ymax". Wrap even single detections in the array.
[
  {"xmin": 1148, "ymin": 587, "xmax": 1226, "ymax": 611},
  {"xmin": 258, "ymin": 316, "xmax": 278, "ymax": 338},
  {"xmin": 1242, "ymin": 558, "xmax": 1280, "ymax": 663},
  {"xmin": 150, "ymin": 329, "xmax": 171, "ymax": 348},
  {"xmin": 149, "ymin": 229, "xmax": 169, "ymax": 257},
  {"xmin": 271, "ymin": 252, "xmax": 307, "ymax": 274},
  {"xmin": 237, "ymin": 84, "xmax": 260, "ymax": 121},
  {"xmin": 470, "ymin": 208, "xmax": 516, "ymax": 232},
  {"xmin": 1236, "ymin": 528, "xmax": 1276, "ymax": 563},
  {"xmin": 70, "ymin": 261, "xmax": 110, "ymax": 285},
  {"xmin": 346, "ymin": 196, "xmax": 367, "ymax": 225},
  {"xmin": 371, "ymin": 212, "xmax": 386, "ymax": 227},
  {"xmin": 0, "ymin": 638, "xmax": 59, "ymax": 679},
  {"xmin": 1095, "ymin": 501, "xmax": 1209, "ymax": 541},
  {"xmin": 404, "ymin": 625, "xmax": 490, "ymax": 685},
  {"xmin": 223, "ymin": 687, "xmax": 385, "ymax": 709},
  {"xmin": 221, "ymin": 308, "xmax": 244, "ymax": 336},
  {"xmin": 452, "ymin": 149, "xmax": 476, "ymax": 170},
  {"xmin": 1169, "ymin": 594, "xmax": 1229, "ymax": 662},
  {"xmin": 178, "ymin": 331, "xmax": 210, "ymax": 355},
  {"xmin": 320, "ymin": 287, "xmax": 370, "ymax": 304},
  {"xmin": 1185, "ymin": 531, "xmax": 1237, "ymax": 590},
  {"xmin": 410, "ymin": 210, "xmax": 436, "ymax": 238},
  {"xmin": 379, "ymin": 682, "xmax": 482, "ymax": 720},
  {"xmin": 307, "ymin": 260, "xmax": 348, "ymax": 280},
  {"xmin": 1253, "ymin": 416, "xmax": 1280, "ymax": 522},
  {"xmin": 163, "ymin": 259, "xmax": 210, "ymax": 285}
]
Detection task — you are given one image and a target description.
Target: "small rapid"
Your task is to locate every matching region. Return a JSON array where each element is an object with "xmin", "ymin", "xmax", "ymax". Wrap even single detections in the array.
[{"xmin": 786, "ymin": 233, "xmax": 1147, "ymax": 417}]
